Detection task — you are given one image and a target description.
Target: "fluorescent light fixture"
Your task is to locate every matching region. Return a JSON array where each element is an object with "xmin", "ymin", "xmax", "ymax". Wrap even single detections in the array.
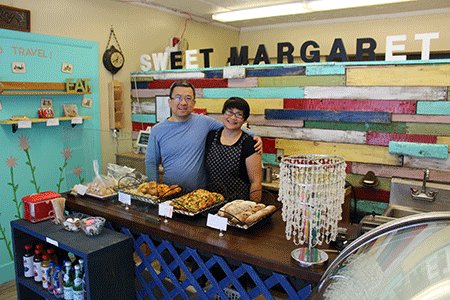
[{"xmin": 212, "ymin": 0, "xmax": 416, "ymax": 22}]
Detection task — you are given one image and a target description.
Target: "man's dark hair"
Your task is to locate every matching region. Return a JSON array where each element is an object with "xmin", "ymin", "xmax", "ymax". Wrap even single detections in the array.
[
  {"xmin": 222, "ymin": 97, "xmax": 250, "ymax": 120},
  {"xmin": 169, "ymin": 80, "xmax": 196, "ymax": 99}
]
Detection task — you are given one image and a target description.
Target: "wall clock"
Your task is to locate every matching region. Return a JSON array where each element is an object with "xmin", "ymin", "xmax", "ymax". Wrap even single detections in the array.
[{"xmin": 103, "ymin": 26, "xmax": 124, "ymax": 74}]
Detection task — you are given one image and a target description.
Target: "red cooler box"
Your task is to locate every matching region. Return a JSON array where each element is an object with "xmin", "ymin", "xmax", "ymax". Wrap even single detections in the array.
[{"xmin": 22, "ymin": 191, "xmax": 61, "ymax": 223}]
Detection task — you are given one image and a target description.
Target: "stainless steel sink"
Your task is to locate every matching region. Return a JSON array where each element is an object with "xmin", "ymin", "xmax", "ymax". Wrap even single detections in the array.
[{"xmin": 383, "ymin": 204, "xmax": 427, "ymax": 218}]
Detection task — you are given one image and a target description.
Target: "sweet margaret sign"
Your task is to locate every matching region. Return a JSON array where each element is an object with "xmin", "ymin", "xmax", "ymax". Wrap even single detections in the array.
[{"xmin": 140, "ymin": 32, "xmax": 440, "ymax": 71}]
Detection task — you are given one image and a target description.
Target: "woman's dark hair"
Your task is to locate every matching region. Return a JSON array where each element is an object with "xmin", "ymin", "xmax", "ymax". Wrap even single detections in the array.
[
  {"xmin": 222, "ymin": 97, "xmax": 250, "ymax": 120},
  {"xmin": 169, "ymin": 80, "xmax": 196, "ymax": 99}
]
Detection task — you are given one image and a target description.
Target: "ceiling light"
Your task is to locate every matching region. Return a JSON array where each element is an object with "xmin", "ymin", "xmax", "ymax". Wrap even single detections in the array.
[{"xmin": 212, "ymin": 0, "xmax": 416, "ymax": 22}]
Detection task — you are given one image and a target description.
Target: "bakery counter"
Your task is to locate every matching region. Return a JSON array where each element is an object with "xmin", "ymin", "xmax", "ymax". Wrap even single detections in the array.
[{"xmin": 65, "ymin": 193, "xmax": 353, "ymax": 299}]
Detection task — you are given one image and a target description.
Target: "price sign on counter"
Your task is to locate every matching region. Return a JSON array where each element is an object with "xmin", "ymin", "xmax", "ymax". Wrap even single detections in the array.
[
  {"xmin": 206, "ymin": 213, "xmax": 228, "ymax": 233},
  {"xmin": 158, "ymin": 203, "xmax": 173, "ymax": 219},
  {"xmin": 73, "ymin": 184, "xmax": 87, "ymax": 196},
  {"xmin": 118, "ymin": 191, "xmax": 131, "ymax": 206}
]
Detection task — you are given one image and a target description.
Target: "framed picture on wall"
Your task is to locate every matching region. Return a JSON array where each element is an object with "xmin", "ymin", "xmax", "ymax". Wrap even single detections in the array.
[{"xmin": 156, "ymin": 95, "xmax": 171, "ymax": 123}]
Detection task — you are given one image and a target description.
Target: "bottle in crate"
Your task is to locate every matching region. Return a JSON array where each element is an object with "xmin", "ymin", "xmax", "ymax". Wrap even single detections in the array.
[
  {"xmin": 33, "ymin": 249, "xmax": 43, "ymax": 282},
  {"xmin": 41, "ymin": 255, "xmax": 50, "ymax": 289},
  {"xmin": 52, "ymin": 265, "xmax": 64, "ymax": 298},
  {"xmin": 63, "ymin": 260, "xmax": 74, "ymax": 300},
  {"xmin": 72, "ymin": 264, "xmax": 84, "ymax": 300}
]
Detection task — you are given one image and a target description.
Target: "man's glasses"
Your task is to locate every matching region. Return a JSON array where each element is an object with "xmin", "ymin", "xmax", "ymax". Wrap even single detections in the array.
[
  {"xmin": 224, "ymin": 110, "xmax": 244, "ymax": 119},
  {"xmin": 171, "ymin": 95, "xmax": 195, "ymax": 103}
]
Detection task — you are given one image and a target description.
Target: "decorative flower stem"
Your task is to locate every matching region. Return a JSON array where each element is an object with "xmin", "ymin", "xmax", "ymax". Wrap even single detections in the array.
[
  {"xmin": 57, "ymin": 148, "xmax": 72, "ymax": 193},
  {"xmin": 73, "ymin": 167, "xmax": 85, "ymax": 184},
  {"xmin": 0, "ymin": 224, "xmax": 13, "ymax": 261},
  {"xmin": 6, "ymin": 156, "xmax": 21, "ymax": 219},
  {"xmin": 19, "ymin": 136, "xmax": 40, "ymax": 193}
]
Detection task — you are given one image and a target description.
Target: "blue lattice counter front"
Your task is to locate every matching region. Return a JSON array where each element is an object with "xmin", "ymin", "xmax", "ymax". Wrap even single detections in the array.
[{"xmin": 65, "ymin": 193, "xmax": 342, "ymax": 299}]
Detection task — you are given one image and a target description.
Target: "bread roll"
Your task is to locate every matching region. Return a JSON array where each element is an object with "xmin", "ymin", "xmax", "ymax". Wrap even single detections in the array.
[{"xmin": 245, "ymin": 205, "xmax": 277, "ymax": 224}]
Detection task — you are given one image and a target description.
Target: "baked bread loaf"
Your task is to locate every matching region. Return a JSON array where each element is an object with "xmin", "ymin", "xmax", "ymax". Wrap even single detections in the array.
[{"xmin": 218, "ymin": 200, "xmax": 276, "ymax": 225}]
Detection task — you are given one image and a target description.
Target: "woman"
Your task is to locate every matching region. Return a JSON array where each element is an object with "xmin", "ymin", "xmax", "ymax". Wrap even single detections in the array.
[{"xmin": 205, "ymin": 97, "xmax": 262, "ymax": 202}]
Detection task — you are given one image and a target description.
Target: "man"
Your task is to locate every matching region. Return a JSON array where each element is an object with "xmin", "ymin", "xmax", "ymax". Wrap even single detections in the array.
[{"xmin": 145, "ymin": 80, "xmax": 261, "ymax": 191}]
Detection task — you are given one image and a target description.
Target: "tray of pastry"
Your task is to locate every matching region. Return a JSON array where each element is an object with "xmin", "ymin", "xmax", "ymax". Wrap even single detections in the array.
[
  {"xmin": 120, "ymin": 181, "xmax": 182, "ymax": 205},
  {"xmin": 85, "ymin": 182, "xmax": 117, "ymax": 199},
  {"xmin": 217, "ymin": 200, "xmax": 278, "ymax": 230},
  {"xmin": 167, "ymin": 189, "xmax": 225, "ymax": 216}
]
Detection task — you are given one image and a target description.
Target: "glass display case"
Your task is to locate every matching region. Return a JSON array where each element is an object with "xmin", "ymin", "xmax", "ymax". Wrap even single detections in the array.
[{"xmin": 311, "ymin": 212, "xmax": 450, "ymax": 300}]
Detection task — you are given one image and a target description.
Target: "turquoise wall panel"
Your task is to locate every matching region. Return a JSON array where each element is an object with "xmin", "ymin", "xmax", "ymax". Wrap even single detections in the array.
[
  {"xmin": 132, "ymin": 113, "xmax": 157, "ymax": 123},
  {"xmin": 389, "ymin": 141, "xmax": 449, "ymax": 159},
  {"xmin": 0, "ymin": 29, "xmax": 99, "ymax": 283},
  {"xmin": 306, "ymin": 65, "xmax": 345, "ymax": 75},
  {"xmin": 416, "ymin": 101, "xmax": 450, "ymax": 115},
  {"xmin": 203, "ymin": 87, "xmax": 304, "ymax": 98}
]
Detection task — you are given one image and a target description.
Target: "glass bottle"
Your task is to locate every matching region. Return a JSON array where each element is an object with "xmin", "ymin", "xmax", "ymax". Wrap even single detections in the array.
[
  {"xmin": 23, "ymin": 244, "xmax": 34, "ymax": 278},
  {"xmin": 52, "ymin": 265, "xmax": 64, "ymax": 299},
  {"xmin": 40, "ymin": 254, "xmax": 50, "ymax": 289},
  {"xmin": 47, "ymin": 261, "xmax": 56, "ymax": 294},
  {"xmin": 33, "ymin": 249, "xmax": 43, "ymax": 282},
  {"xmin": 63, "ymin": 260, "xmax": 74, "ymax": 300},
  {"xmin": 47, "ymin": 247, "xmax": 58, "ymax": 264},
  {"xmin": 72, "ymin": 264, "xmax": 84, "ymax": 300}
]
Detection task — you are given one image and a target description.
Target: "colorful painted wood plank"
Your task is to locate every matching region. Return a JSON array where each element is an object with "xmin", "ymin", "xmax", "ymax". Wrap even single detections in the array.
[
  {"xmin": 131, "ymin": 113, "xmax": 156, "ymax": 123},
  {"xmin": 203, "ymin": 70, "xmax": 223, "ymax": 78},
  {"xmin": 262, "ymin": 153, "xmax": 279, "ymax": 165},
  {"xmin": 354, "ymin": 187, "xmax": 390, "ymax": 203},
  {"xmin": 262, "ymin": 137, "xmax": 276, "ymax": 154},
  {"xmin": 246, "ymin": 66, "xmax": 305, "ymax": 77},
  {"xmin": 227, "ymin": 78, "xmax": 258, "ymax": 88},
  {"xmin": 266, "ymin": 109, "xmax": 391, "ymax": 123},
  {"xmin": 304, "ymin": 121, "xmax": 407, "ymax": 133},
  {"xmin": 346, "ymin": 65, "xmax": 450, "ymax": 86},
  {"xmin": 130, "ymin": 81, "xmax": 150, "ymax": 89},
  {"xmin": 152, "ymin": 72, "xmax": 205, "ymax": 80},
  {"xmin": 406, "ymin": 123, "xmax": 450, "ymax": 136},
  {"xmin": 132, "ymin": 122, "xmax": 154, "ymax": 132},
  {"xmin": 350, "ymin": 162, "xmax": 450, "ymax": 183},
  {"xmin": 392, "ymin": 114, "xmax": 450, "ymax": 124},
  {"xmin": 249, "ymin": 125, "xmax": 366, "ymax": 144},
  {"xmin": 147, "ymin": 78, "xmax": 228, "ymax": 89},
  {"xmin": 196, "ymin": 98, "xmax": 283, "ymax": 114},
  {"xmin": 437, "ymin": 137, "xmax": 450, "ymax": 152},
  {"xmin": 131, "ymin": 88, "xmax": 204, "ymax": 98},
  {"xmin": 366, "ymin": 132, "xmax": 437, "ymax": 146},
  {"xmin": 193, "ymin": 108, "xmax": 207, "ymax": 114},
  {"xmin": 258, "ymin": 75, "xmax": 345, "ymax": 87},
  {"xmin": 246, "ymin": 115, "xmax": 305, "ymax": 127},
  {"xmin": 132, "ymin": 101, "xmax": 156, "ymax": 114},
  {"xmin": 284, "ymin": 99, "xmax": 416, "ymax": 114},
  {"xmin": 305, "ymin": 65, "xmax": 345, "ymax": 75},
  {"xmin": 388, "ymin": 141, "xmax": 448, "ymax": 159},
  {"xmin": 304, "ymin": 86, "xmax": 447, "ymax": 100},
  {"xmin": 203, "ymin": 87, "xmax": 304, "ymax": 99},
  {"xmin": 131, "ymin": 97, "xmax": 155, "ymax": 103},
  {"xmin": 417, "ymin": 101, "xmax": 450, "ymax": 115},
  {"xmin": 276, "ymin": 139, "xmax": 401, "ymax": 165},
  {"xmin": 403, "ymin": 156, "xmax": 450, "ymax": 171},
  {"xmin": 130, "ymin": 76, "xmax": 154, "ymax": 82}
]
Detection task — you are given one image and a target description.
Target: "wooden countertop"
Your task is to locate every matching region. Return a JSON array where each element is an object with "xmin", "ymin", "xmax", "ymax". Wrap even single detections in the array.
[{"xmin": 65, "ymin": 193, "xmax": 353, "ymax": 284}]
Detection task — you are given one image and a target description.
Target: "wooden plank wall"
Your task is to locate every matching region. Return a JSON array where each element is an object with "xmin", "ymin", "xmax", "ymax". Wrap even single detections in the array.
[{"xmin": 130, "ymin": 60, "xmax": 450, "ymax": 205}]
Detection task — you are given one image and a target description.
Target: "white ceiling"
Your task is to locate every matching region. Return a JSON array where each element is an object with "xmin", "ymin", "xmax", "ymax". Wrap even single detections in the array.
[{"xmin": 118, "ymin": 0, "xmax": 450, "ymax": 30}]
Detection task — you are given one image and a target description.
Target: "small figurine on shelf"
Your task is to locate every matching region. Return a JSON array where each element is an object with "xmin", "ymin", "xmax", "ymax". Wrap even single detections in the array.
[{"xmin": 38, "ymin": 98, "xmax": 54, "ymax": 118}]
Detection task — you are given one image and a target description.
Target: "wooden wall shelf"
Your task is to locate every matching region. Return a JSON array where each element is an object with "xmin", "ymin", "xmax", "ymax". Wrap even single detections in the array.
[
  {"xmin": 0, "ymin": 81, "xmax": 91, "ymax": 95},
  {"xmin": 0, "ymin": 116, "xmax": 92, "ymax": 133}
]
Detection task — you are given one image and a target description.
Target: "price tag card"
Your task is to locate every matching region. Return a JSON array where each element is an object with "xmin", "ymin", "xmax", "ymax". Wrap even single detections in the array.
[
  {"xmin": 206, "ymin": 213, "xmax": 228, "ymax": 232},
  {"xmin": 46, "ymin": 237, "xmax": 59, "ymax": 248},
  {"xmin": 74, "ymin": 184, "xmax": 87, "ymax": 196},
  {"xmin": 46, "ymin": 118, "xmax": 60, "ymax": 126},
  {"xmin": 158, "ymin": 203, "xmax": 173, "ymax": 218},
  {"xmin": 18, "ymin": 120, "xmax": 32, "ymax": 128},
  {"xmin": 71, "ymin": 117, "xmax": 83, "ymax": 125},
  {"xmin": 223, "ymin": 67, "xmax": 246, "ymax": 79},
  {"xmin": 118, "ymin": 191, "xmax": 131, "ymax": 206}
]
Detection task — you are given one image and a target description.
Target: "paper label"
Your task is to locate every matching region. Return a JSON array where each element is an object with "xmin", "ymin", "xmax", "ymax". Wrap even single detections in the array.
[
  {"xmin": 74, "ymin": 184, "xmax": 87, "ymax": 195},
  {"xmin": 71, "ymin": 117, "xmax": 83, "ymax": 124},
  {"xmin": 206, "ymin": 213, "xmax": 228, "ymax": 231},
  {"xmin": 18, "ymin": 120, "xmax": 32, "ymax": 128},
  {"xmin": 46, "ymin": 237, "xmax": 59, "ymax": 247},
  {"xmin": 46, "ymin": 118, "xmax": 60, "ymax": 126},
  {"xmin": 118, "ymin": 191, "xmax": 131, "ymax": 205},
  {"xmin": 158, "ymin": 203, "xmax": 173, "ymax": 218}
]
